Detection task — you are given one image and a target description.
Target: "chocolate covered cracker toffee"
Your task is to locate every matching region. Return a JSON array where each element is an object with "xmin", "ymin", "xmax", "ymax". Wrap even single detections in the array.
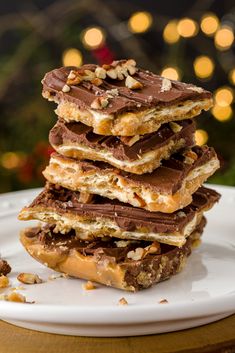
[{"xmin": 19, "ymin": 59, "xmax": 220, "ymax": 291}]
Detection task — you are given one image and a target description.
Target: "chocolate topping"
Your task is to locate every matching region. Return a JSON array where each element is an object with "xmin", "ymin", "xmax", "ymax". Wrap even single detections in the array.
[
  {"xmin": 49, "ymin": 119, "xmax": 195, "ymax": 161},
  {"xmin": 30, "ymin": 183, "xmax": 220, "ymax": 234},
  {"xmin": 42, "ymin": 62, "xmax": 212, "ymax": 116},
  {"xmin": 53, "ymin": 145, "xmax": 217, "ymax": 194}
]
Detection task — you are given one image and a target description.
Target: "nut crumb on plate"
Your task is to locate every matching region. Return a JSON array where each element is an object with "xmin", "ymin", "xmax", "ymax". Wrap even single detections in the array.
[
  {"xmin": 0, "ymin": 275, "xmax": 9, "ymax": 288},
  {"xmin": 17, "ymin": 273, "xmax": 43, "ymax": 285},
  {"xmin": 118, "ymin": 297, "xmax": 128, "ymax": 305},
  {"xmin": 83, "ymin": 281, "xmax": 96, "ymax": 290},
  {"xmin": 159, "ymin": 299, "xmax": 169, "ymax": 304}
]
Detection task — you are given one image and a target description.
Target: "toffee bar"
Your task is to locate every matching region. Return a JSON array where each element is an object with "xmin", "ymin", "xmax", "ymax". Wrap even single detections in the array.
[
  {"xmin": 18, "ymin": 183, "xmax": 220, "ymax": 247},
  {"xmin": 20, "ymin": 218, "xmax": 206, "ymax": 291},
  {"xmin": 49, "ymin": 119, "xmax": 195, "ymax": 175},
  {"xmin": 43, "ymin": 146, "xmax": 220, "ymax": 213},
  {"xmin": 42, "ymin": 60, "xmax": 212, "ymax": 136}
]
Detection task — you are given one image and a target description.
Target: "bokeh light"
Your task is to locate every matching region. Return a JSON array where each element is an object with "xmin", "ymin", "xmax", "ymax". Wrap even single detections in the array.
[
  {"xmin": 195, "ymin": 129, "xmax": 208, "ymax": 146},
  {"xmin": 214, "ymin": 26, "xmax": 234, "ymax": 50},
  {"xmin": 214, "ymin": 87, "xmax": 233, "ymax": 107},
  {"xmin": 128, "ymin": 11, "xmax": 153, "ymax": 33},
  {"xmin": 200, "ymin": 13, "xmax": 219, "ymax": 36},
  {"xmin": 163, "ymin": 20, "xmax": 180, "ymax": 44},
  {"xmin": 62, "ymin": 48, "xmax": 83, "ymax": 67},
  {"xmin": 82, "ymin": 27, "xmax": 105, "ymax": 49},
  {"xmin": 161, "ymin": 67, "xmax": 180, "ymax": 80},
  {"xmin": 229, "ymin": 69, "xmax": 235, "ymax": 85},
  {"xmin": 1, "ymin": 152, "xmax": 22, "ymax": 169},
  {"xmin": 193, "ymin": 56, "xmax": 214, "ymax": 79},
  {"xmin": 177, "ymin": 18, "xmax": 198, "ymax": 38},
  {"xmin": 212, "ymin": 104, "xmax": 233, "ymax": 122}
]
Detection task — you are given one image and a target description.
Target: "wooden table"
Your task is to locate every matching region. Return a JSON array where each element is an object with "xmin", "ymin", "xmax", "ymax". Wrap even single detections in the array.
[{"xmin": 1, "ymin": 315, "xmax": 235, "ymax": 353}]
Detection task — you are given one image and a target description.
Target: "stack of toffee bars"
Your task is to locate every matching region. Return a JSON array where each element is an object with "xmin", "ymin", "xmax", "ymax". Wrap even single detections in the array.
[{"xmin": 19, "ymin": 59, "xmax": 220, "ymax": 291}]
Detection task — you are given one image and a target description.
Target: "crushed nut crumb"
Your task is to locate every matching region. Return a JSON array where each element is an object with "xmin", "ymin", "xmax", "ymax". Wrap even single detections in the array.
[
  {"xmin": 0, "ymin": 259, "xmax": 11, "ymax": 276},
  {"xmin": 118, "ymin": 297, "xmax": 128, "ymax": 305},
  {"xmin": 0, "ymin": 275, "xmax": 9, "ymax": 288},
  {"xmin": 125, "ymin": 75, "xmax": 143, "ymax": 90},
  {"xmin": 0, "ymin": 291, "xmax": 26, "ymax": 303},
  {"xmin": 91, "ymin": 96, "xmax": 109, "ymax": 109},
  {"xmin": 83, "ymin": 281, "xmax": 96, "ymax": 290},
  {"xmin": 159, "ymin": 299, "xmax": 168, "ymax": 304},
  {"xmin": 127, "ymin": 247, "xmax": 144, "ymax": 261},
  {"xmin": 169, "ymin": 121, "xmax": 183, "ymax": 133},
  {"xmin": 17, "ymin": 273, "xmax": 43, "ymax": 285},
  {"xmin": 115, "ymin": 240, "xmax": 131, "ymax": 248},
  {"xmin": 78, "ymin": 192, "xmax": 93, "ymax": 204},
  {"xmin": 62, "ymin": 84, "xmax": 71, "ymax": 93},
  {"xmin": 160, "ymin": 78, "xmax": 172, "ymax": 92}
]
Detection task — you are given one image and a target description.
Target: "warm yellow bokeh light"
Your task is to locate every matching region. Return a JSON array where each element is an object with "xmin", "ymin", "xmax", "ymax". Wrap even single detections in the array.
[
  {"xmin": 200, "ymin": 13, "xmax": 219, "ymax": 36},
  {"xmin": 128, "ymin": 11, "xmax": 153, "ymax": 33},
  {"xmin": 214, "ymin": 87, "xmax": 234, "ymax": 107},
  {"xmin": 62, "ymin": 48, "xmax": 83, "ymax": 67},
  {"xmin": 177, "ymin": 18, "xmax": 198, "ymax": 38},
  {"xmin": 195, "ymin": 129, "xmax": 208, "ymax": 146},
  {"xmin": 1, "ymin": 152, "xmax": 21, "ymax": 169},
  {"xmin": 193, "ymin": 56, "xmax": 214, "ymax": 79},
  {"xmin": 212, "ymin": 105, "xmax": 233, "ymax": 121},
  {"xmin": 229, "ymin": 69, "xmax": 235, "ymax": 85},
  {"xmin": 82, "ymin": 27, "xmax": 105, "ymax": 49},
  {"xmin": 163, "ymin": 20, "xmax": 180, "ymax": 44},
  {"xmin": 215, "ymin": 26, "xmax": 234, "ymax": 50},
  {"xmin": 161, "ymin": 67, "xmax": 180, "ymax": 81}
]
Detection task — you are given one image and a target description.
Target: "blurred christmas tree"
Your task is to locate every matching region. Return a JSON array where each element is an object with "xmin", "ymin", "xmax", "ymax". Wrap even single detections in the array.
[{"xmin": 0, "ymin": 0, "xmax": 234, "ymax": 193}]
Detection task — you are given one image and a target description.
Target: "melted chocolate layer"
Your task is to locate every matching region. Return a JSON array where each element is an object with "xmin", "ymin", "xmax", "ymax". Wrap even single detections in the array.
[
  {"xmin": 30, "ymin": 183, "xmax": 220, "ymax": 234},
  {"xmin": 42, "ymin": 62, "xmax": 212, "ymax": 116},
  {"xmin": 49, "ymin": 119, "xmax": 195, "ymax": 161}
]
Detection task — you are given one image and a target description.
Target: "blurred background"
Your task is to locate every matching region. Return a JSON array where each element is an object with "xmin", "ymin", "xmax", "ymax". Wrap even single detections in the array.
[{"xmin": 0, "ymin": 0, "xmax": 235, "ymax": 193}]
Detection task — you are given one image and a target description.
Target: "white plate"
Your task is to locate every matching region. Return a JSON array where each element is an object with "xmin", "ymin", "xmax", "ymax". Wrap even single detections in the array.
[{"xmin": 0, "ymin": 185, "xmax": 235, "ymax": 337}]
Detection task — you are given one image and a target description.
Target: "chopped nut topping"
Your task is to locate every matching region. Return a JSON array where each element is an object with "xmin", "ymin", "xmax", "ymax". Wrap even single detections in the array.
[
  {"xmin": 159, "ymin": 299, "xmax": 169, "ymax": 304},
  {"xmin": 115, "ymin": 240, "xmax": 131, "ymax": 248},
  {"xmin": 144, "ymin": 241, "xmax": 161, "ymax": 256},
  {"xmin": 106, "ymin": 88, "xmax": 119, "ymax": 97},
  {"xmin": 118, "ymin": 297, "xmax": 128, "ymax": 305},
  {"xmin": 160, "ymin": 78, "xmax": 172, "ymax": 92},
  {"xmin": 78, "ymin": 192, "xmax": 93, "ymax": 204},
  {"xmin": 169, "ymin": 122, "xmax": 183, "ymax": 133},
  {"xmin": 187, "ymin": 86, "xmax": 203, "ymax": 93},
  {"xmin": 127, "ymin": 247, "xmax": 144, "ymax": 261},
  {"xmin": 177, "ymin": 211, "xmax": 186, "ymax": 218},
  {"xmin": 17, "ymin": 273, "xmax": 43, "ymax": 285},
  {"xmin": 0, "ymin": 259, "xmax": 11, "ymax": 276},
  {"xmin": 0, "ymin": 275, "xmax": 9, "ymax": 288},
  {"xmin": 125, "ymin": 75, "xmax": 143, "ymax": 90},
  {"xmin": 91, "ymin": 96, "xmax": 109, "ymax": 109},
  {"xmin": 66, "ymin": 70, "xmax": 82, "ymax": 85},
  {"xmin": 62, "ymin": 84, "xmax": 71, "ymax": 93},
  {"xmin": 83, "ymin": 281, "xmax": 96, "ymax": 290},
  {"xmin": 95, "ymin": 67, "xmax": 106, "ymax": 79},
  {"xmin": 91, "ymin": 77, "xmax": 103, "ymax": 86},
  {"xmin": 107, "ymin": 68, "xmax": 118, "ymax": 79},
  {"xmin": 183, "ymin": 150, "xmax": 198, "ymax": 164}
]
